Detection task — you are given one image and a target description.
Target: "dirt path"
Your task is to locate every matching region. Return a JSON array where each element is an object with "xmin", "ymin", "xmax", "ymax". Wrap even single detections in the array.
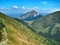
[{"xmin": 0, "ymin": 28, "xmax": 8, "ymax": 45}]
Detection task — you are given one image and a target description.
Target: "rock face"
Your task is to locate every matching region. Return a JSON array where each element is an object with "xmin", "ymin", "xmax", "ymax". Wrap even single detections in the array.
[
  {"xmin": 17, "ymin": 10, "xmax": 42, "ymax": 21},
  {"xmin": 0, "ymin": 39, "xmax": 8, "ymax": 45}
]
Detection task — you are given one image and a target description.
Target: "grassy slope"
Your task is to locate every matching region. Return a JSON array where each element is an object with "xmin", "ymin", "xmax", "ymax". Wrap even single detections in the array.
[
  {"xmin": 31, "ymin": 11, "xmax": 60, "ymax": 32},
  {"xmin": 31, "ymin": 11, "xmax": 60, "ymax": 42},
  {"xmin": 0, "ymin": 13, "xmax": 59, "ymax": 45},
  {"xmin": 0, "ymin": 20, "xmax": 6, "ymax": 42}
]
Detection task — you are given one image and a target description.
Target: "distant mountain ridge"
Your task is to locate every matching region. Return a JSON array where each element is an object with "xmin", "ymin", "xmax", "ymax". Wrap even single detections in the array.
[{"xmin": 17, "ymin": 10, "xmax": 42, "ymax": 21}]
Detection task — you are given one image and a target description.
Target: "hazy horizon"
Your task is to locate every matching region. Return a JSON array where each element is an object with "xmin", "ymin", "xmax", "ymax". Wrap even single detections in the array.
[{"xmin": 0, "ymin": 0, "xmax": 60, "ymax": 17}]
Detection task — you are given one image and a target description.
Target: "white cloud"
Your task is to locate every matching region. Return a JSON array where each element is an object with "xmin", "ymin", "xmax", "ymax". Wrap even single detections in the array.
[
  {"xmin": 33, "ymin": 7, "xmax": 39, "ymax": 12},
  {"xmin": 42, "ymin": 1, "xmax": 47, "ymax": 5},
  {"xmin": 22, "ymin": 6, "xmax": 26, "ymax": 9},
  {"xmin": 25, "ymin": 7, "xmax": 39, "ymax": 12},
  {"xmin": 50, "ymin": 9, "xmax": 60, "ymax": 13},
  {"xmin": 21, "ymin": 6, "xmax": 39, "ymax": 11},
  {"xmin": 39, "ymin": 9, "xmax": 60, "ymax": 13},
  {"xmin": 12, "ymin": 6, "xmax": 18, "ymax": 9},
  {"xmin": 34, "ymin": 7, "xmax": 38, "ymax": 9},
  {"xmin": 0, "ymin": 8, "xmax": 10, "ymax": 10}
]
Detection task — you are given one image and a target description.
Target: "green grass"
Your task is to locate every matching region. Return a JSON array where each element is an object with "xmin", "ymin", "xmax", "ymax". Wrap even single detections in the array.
[{"xmin": 31, "ymin": 11, "xmax": 60, "ymax": 42}]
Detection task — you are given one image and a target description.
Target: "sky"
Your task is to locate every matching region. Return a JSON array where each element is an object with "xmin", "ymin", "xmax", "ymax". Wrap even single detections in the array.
[{"xmin": 0, "ymin": 0, "xmax": 60, "ymax": 17}]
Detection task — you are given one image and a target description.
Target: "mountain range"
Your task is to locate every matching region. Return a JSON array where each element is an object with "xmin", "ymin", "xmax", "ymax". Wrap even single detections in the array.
[
  {"xmin": 17, "ymin": 10, "xmax": 42, "ymax": 24},
  {"xmin": 17, "ymin": 10, "xmax": 42, "ymax": 21},
  {"xmin": 16, "ymin": 10, "xmax": 60, "ymax": 43},
  {"xmin": 0, "ymin": 12, "xmax": 59, "ymax": 45}
]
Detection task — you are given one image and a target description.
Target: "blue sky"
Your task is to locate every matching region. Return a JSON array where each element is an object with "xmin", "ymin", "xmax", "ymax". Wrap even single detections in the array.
[{"xmin": 0, "ymin": 0, "xmax": 60, "ymax": 17}]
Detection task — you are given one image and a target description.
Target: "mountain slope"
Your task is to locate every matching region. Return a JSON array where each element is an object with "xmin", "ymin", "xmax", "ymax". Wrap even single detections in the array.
[
  {"xmin": 0, "ymin": 12, "xmax": 59, "ymax": 45},
  {"xmin": 0, "ymin": 20, "xmax": 6, "ymax": 42},
  {"xmin": 31, "ymin": 11, "xmax": 60, "ymax": 42}
]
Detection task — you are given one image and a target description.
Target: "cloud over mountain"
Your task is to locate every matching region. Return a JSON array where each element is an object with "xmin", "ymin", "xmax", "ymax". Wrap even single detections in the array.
[{"xmin": 12, "ymin": 6, "xmax": 18, "ymax": 9}]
